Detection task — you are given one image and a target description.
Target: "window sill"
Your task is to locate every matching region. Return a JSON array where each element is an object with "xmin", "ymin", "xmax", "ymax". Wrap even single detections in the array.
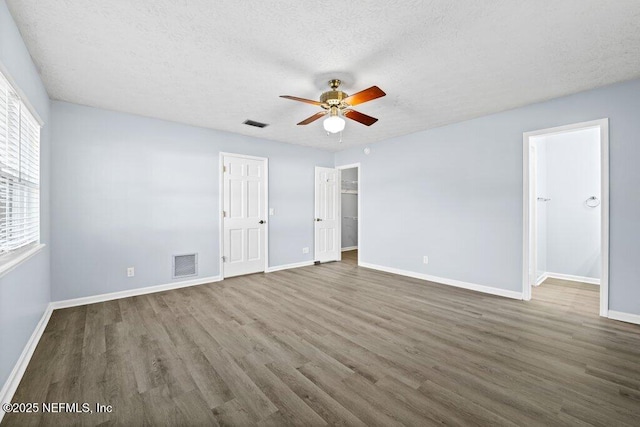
[{"xmin": 0, "ymin": 243, "xmax": 46, "ymax": 279}]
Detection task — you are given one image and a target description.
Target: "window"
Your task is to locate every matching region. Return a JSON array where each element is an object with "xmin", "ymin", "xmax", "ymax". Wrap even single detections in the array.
[{"xmin": 0, "ymin": 71, "xmax": 40, "ymax": 255}]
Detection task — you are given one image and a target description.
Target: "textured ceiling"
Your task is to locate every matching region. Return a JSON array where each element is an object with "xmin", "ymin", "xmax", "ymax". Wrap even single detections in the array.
[{"xmin": 6, "ymin": 1, "xmax": 640, "ymax": 151}]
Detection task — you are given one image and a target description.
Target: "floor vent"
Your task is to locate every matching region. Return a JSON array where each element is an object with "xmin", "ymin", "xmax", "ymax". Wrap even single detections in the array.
[
  {"xmin": 173, "ymin": 253, "xmax": 198, "ymax": 278},
  {"xmin": 243, "ymin": 119, "xmax": 269, "ymax": 128}
]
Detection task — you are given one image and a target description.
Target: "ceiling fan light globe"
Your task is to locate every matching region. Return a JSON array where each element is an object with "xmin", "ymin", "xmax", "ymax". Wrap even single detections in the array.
[{"xmin": 323, "ymin": 115, "xmax": 345, "ymax": 133}]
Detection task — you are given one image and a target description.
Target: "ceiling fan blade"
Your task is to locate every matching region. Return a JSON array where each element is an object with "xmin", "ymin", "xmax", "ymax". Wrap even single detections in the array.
[
  {"xmin": 343, "ymin": 110, "xmax": 378, "ymax": 126},
  {"xmin": 280, "ymin": 95, "xmax": 323, "ymax": 106},
  {"xmin": 297, "ymin": 111, "xmax": 327, "ymax": 125},
  {"xmin": 343, "ymin": 86, "xmax": 386, "ymax": 106}
]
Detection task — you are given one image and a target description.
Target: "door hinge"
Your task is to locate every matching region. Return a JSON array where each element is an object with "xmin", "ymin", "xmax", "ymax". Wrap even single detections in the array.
[
  {"xmin": 221, "ymin": 256, "xmax": 226, "ymax": 262},
  {"xmin": 222, "ymin": 210, "xmax": 226, "ymax": 217},
  {"xmin": 223, "ymin": 165, "xmax": 227, "ymax": 173}
]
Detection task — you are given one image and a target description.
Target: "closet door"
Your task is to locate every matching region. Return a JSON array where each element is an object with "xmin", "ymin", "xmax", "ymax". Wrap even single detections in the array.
[{"xmin": 314, "ymin": 167, "xmax": 341, "ymax": 263}]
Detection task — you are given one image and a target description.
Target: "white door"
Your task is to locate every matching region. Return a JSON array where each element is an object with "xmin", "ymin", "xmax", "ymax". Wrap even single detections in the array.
[
  {"xmin": 314, "ymin": 167, "xmax": 341, "ymax": 263},
  {"xmin": 222, "ymin": 154, "xmax": 267, "ymax": 278}
]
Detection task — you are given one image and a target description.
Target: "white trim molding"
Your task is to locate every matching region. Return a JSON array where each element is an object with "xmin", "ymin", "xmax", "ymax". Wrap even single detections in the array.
[
  {"xmin": 360, "ymin": 262, "xmax": 523, "ymax": 300},
  {"xmin": 0, "ymin": 244, "xmax": 45, "ymax": 279},
  {"xmin": 522, "ymin": 118, "xmax": 609, "ymax": 317},
  {"xmin": 341, "ymin": 246, "xmax": 358, "ymax": 252},
  {"xmin": 51, "ymin": 275, "xmax": 221, "ymax": 310},
  {"xmin": 265, "ymin": 260, "xmax": 314, "ymax": 273},
  {"xmin": 0, "ymin": 303, "xmax": 53, "ymax": 422},
  {"xmin": 545, "ymin": 272, "xmax": 600, "ymax": 285},
  {"xmin": 608, "ymin": 310, "xmax": 640, "ymax": 326},
  {"xmin": 534, "ymin": 273, "xmax": 549, "ymax": 287}
]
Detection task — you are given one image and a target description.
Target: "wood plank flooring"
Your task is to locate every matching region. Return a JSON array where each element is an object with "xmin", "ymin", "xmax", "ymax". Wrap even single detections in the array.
[{"xmin": 3, "ymin": 250, "xmax": 640, "ymax": 426}]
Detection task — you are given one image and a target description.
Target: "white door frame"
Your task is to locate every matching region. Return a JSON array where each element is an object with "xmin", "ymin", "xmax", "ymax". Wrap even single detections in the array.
[
  {"xmin": 219, "ymin": 152, "xmax": 269, "ymax": 280},
  {"xmin": 529, "ymin": 143, "xmax": 538, "ymax": 288},
  {"xmin": 522, "ymin": 119, "xmax": 609, "ymax": 316},
  {"xmin": 336, "ymin": 163, "xmax": 361, "ymax": 266}
]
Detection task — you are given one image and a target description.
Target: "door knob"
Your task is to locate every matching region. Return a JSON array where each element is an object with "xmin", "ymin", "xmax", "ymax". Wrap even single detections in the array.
[
  {"xmin": 315, "ymin": 218, "xmax": 322, "ymax": 222},
  {"xmin": 259, "ymin": 220, "xmax": 265, "ymax": 224}
]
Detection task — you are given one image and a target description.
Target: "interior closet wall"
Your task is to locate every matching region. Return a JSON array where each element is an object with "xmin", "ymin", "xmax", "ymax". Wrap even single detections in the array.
[
  {"xmin": 535, "ymin": 127, "xmax": 601, "ymax": 281},
  {"xmin": 341, "ymin": 168, "xmax": 358, "ymax": 249}
]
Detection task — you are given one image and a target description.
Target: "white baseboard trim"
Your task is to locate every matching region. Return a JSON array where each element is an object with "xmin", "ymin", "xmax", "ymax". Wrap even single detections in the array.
[
  {"xmin": 608, "ymin": 310, "xmax": 640, "ymax": 326},
  {"xmin": 359, "ymin": 262, "xmax": 523, "ymax": 300},
  {"xmin": 341, "ymin": 246, "xmax": 358, "ymax": 252},
  {"xmin": 0, "ymin": 303, "xmax": 53, "ymax": 422},
  {"xmin": 265, "ymin": 261, "xmax": 314, "ymax": 273},
  {"xmin": 51, "ymin": 275, "xmax": 222, "ymax": 310},
  {"xmin": 545, "ymin": 272, "xmax": 600, "ymax": 285},
  {"xmin": 535, "ymin": 273, "xmax": 549, "ymax": 287}
]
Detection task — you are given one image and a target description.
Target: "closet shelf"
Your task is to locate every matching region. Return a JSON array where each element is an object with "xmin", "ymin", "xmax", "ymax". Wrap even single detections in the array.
[{"xmin": 341, "ymin": 190, "xmax": 358, "ymax": 194}]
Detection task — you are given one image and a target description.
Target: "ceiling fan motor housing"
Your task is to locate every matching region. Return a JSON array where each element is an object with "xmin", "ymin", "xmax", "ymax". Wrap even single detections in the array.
[{"xmin": 320, "ymin": 90, "xmax": 349, "ymax": 108}]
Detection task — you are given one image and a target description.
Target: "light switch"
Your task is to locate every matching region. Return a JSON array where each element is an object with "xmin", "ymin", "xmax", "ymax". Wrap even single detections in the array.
[{"xmin": 269, "ymin": 208, "xmax": 275, "ymax": 216}]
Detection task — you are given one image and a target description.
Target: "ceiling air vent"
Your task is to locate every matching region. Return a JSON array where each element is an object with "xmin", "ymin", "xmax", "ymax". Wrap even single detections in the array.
[
  {"xmin": 173, "ymin": 253, "xmax": 198, "ymax": 278},
  {"xmin": 243, "ymin": 119, "xmax": 269, "ymax": 128}
]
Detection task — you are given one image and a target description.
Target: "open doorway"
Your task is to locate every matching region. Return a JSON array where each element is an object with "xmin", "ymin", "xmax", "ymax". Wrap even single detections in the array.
[
  {"xmin": 337, "ymin": 163, "xmax": 360, "ymax": 266},
  {"xmin": 523, "ymin": 119, "xmax": 609, "ymax": 316}
]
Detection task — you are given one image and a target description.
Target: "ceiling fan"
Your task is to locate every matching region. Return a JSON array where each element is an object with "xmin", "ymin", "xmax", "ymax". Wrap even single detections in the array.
[{"xmin": 280, "ymin": 79, "xmax": 386, "ymax": 134}]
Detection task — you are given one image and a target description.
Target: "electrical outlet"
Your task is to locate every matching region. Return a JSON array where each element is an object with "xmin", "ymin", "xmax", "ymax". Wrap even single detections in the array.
[
  {"xmin": 127, "ymin": 267, "xmax": 135, "ymax": 277},
  {"xmin": 423, "ymin": 256, "xmax": 429, "ymax": 264},
  {"xmin": 269, "ymin": 208, "xmax": 275, "ymax": 216},
  {"xmin": 302, "ymin": 247, "xmax": 309, "ymax": 254}
]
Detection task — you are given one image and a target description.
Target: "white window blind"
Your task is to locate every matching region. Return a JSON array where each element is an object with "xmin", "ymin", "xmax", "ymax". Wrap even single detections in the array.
[{"xmin": 0, "ymin": 72, "xmax": 40, "ymax": 255}]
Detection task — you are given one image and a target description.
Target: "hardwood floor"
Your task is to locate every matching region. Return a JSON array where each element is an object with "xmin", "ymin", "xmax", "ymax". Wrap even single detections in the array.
[{"xmin": 3, "ymin": 250, "xmax": 640, "ymax": 426}]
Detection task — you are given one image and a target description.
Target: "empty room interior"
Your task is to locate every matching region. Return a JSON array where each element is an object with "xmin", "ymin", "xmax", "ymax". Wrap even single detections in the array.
[{"xmin": 1, "ymin": 1, "xmax": 640, "ymax": 425}]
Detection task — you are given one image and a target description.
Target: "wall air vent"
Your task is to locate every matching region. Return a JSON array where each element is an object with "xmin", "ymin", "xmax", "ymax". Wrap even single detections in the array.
[
  {"xmin": 173, "ymin": 253, "xmax": 198, "ymax": 278},
  {"xmin": 243, "ymin": 119, "xmax": 269, "ymax": 128}
]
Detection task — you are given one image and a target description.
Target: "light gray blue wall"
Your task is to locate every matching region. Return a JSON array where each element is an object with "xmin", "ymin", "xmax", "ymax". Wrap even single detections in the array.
[
  {"xmin": 0, "ymin": 0, "xmax": 51, "ymax": 390},
  {"xmin": 335, "ymin": 79, "xmax": 640, "ymax": 316},
  {"xmin": 51, "ymin": 101, "xmax": 333, "ymax": 301},
  {"xmin": 341, "ymin": 167, "xmax": 358, "ymax": 249},
  {"xmin": 540, "ymin": 128, "xmax": 601, "ymax": 279}
]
